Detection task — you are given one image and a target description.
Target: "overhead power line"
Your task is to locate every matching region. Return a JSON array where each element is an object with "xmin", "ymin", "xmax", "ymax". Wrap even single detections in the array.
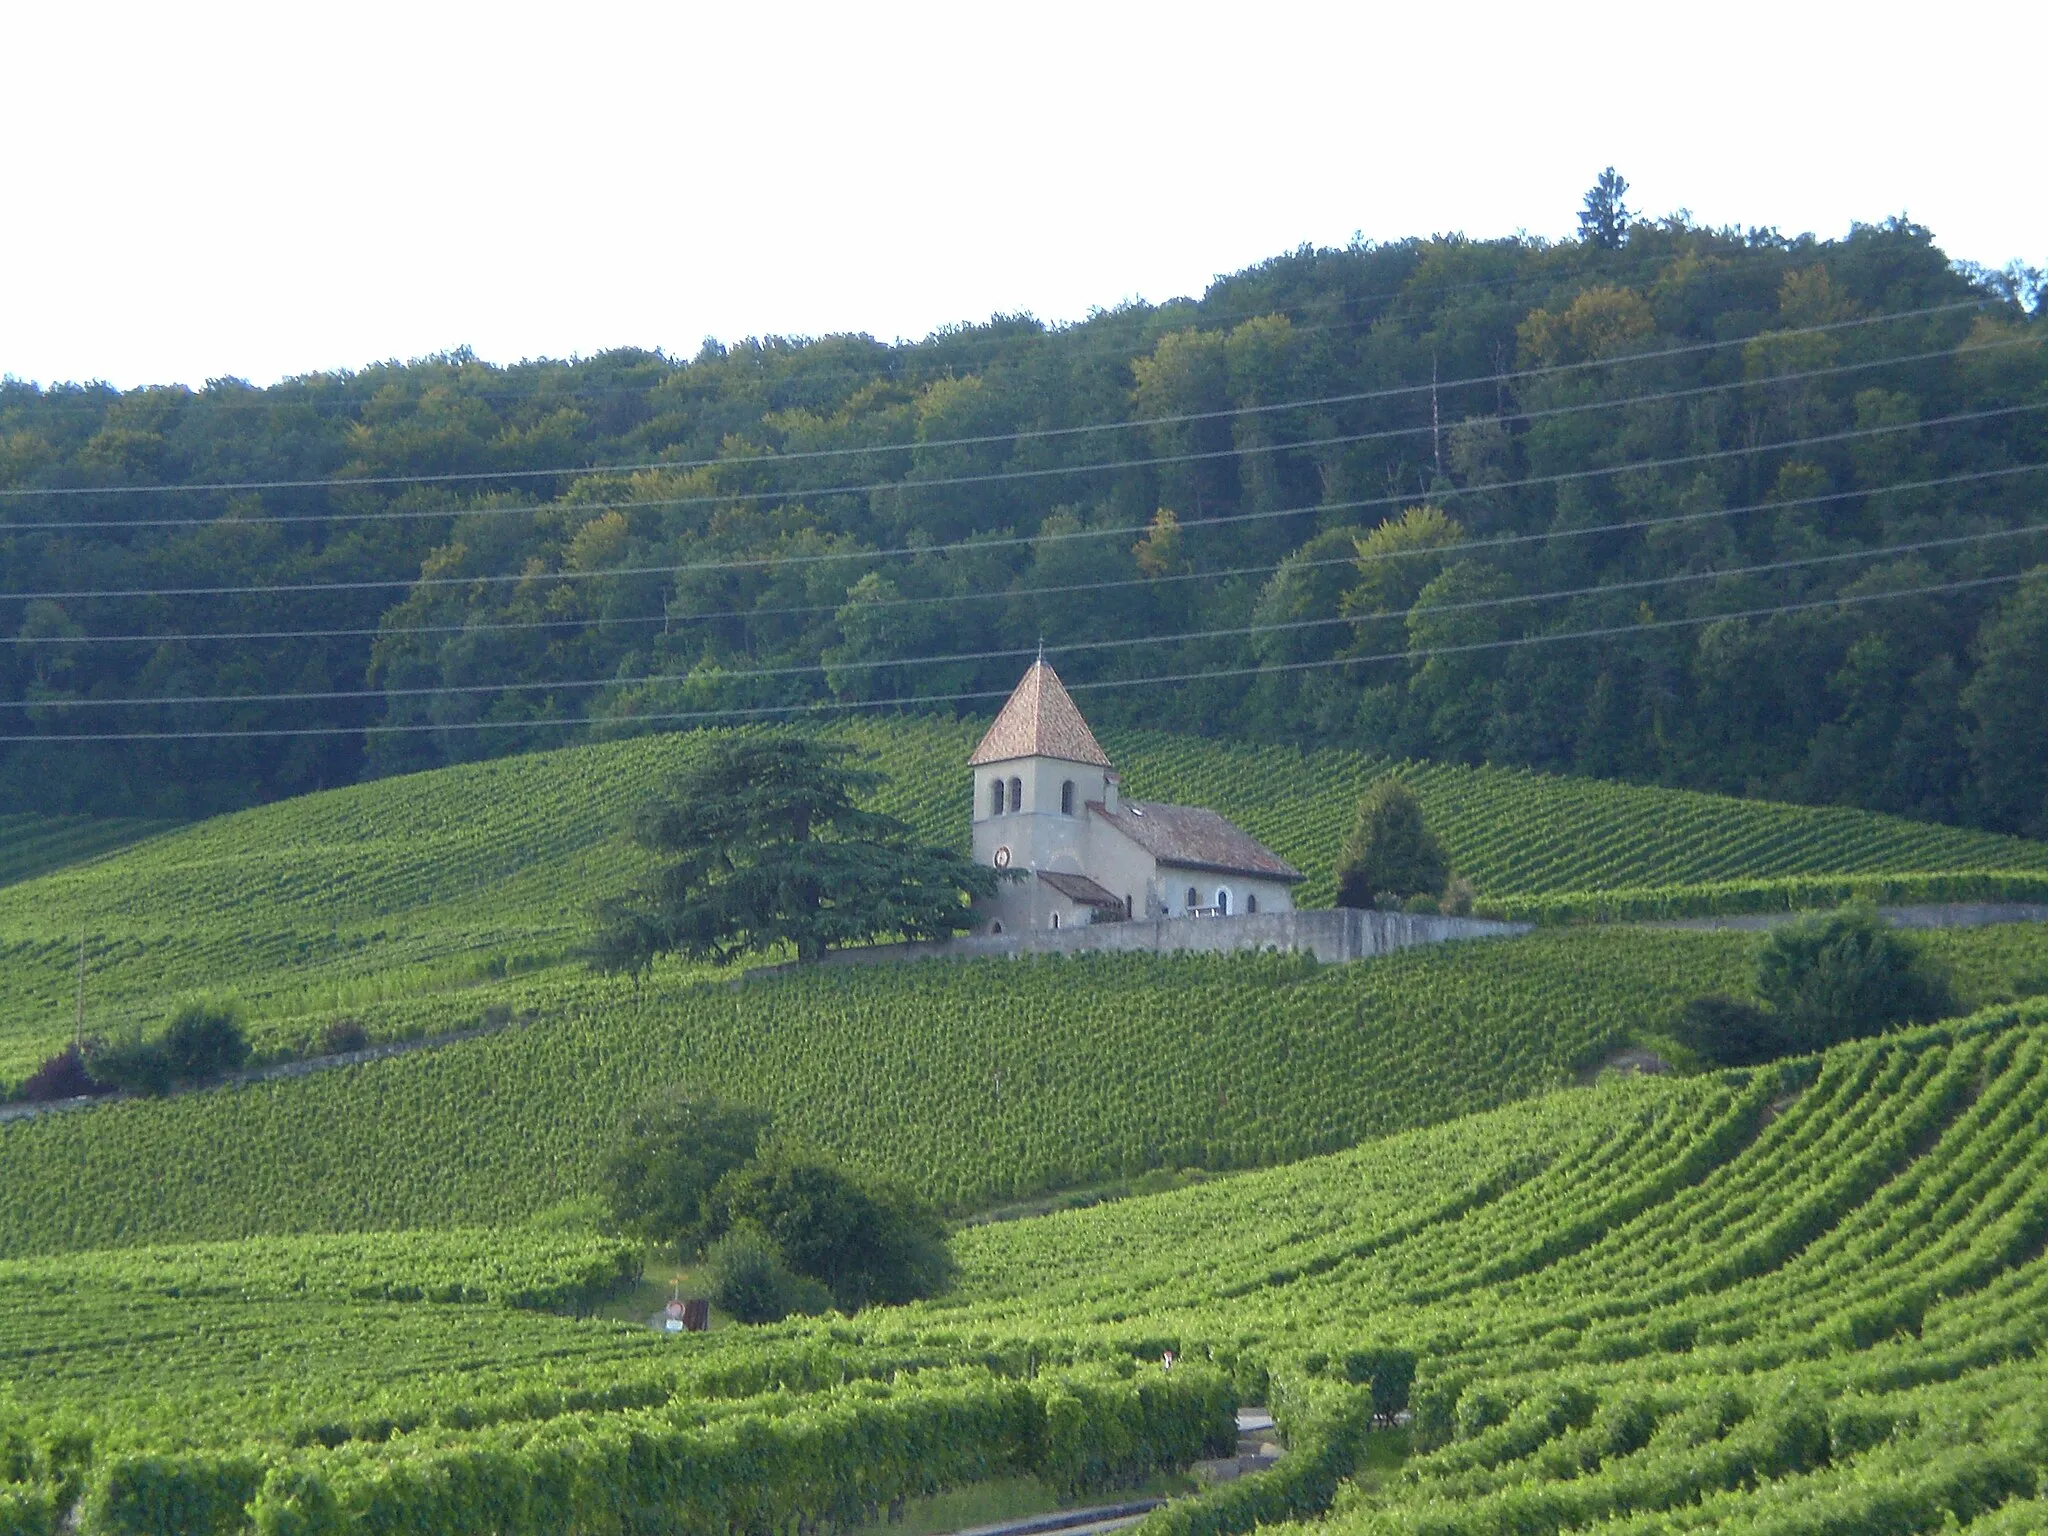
[
  {"xmin": 3, "ymin": 458, "xmax": 2043, "ymax": 651},
  {"xmin": 10, "ymin": 520, "xmax": 2043, "ymax": 712},
  {"xmin": 2, "ymin": 331, "xmax": 2012, "ymax": 537},
  {"xmin": 4, "ymin": 569, "xmax": 2032, "ymax": 744},
  {"xmin": 1071, "ymin": 572, "xmax": 2039, "ymax": 699},
  {"xmin": 5, "ymin": 400, "xmax": 2040, "ymax": 605},
  {"xmin": 0, "ymin": 300, "xmax": 1991, "ymax": 505}
]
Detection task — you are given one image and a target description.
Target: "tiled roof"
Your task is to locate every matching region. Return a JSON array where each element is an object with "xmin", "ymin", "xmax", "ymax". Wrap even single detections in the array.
[
  {"xmin": 1036, "ymin": 870, "xmax": 1127, "ymax": 909},
  {"xmin": 1089, "ymin": 799, "xmax": 1304, "ymax": 882},
  {"xmin": 968, "ymin": 661, "xmax": 1113, "ymax": 768}
]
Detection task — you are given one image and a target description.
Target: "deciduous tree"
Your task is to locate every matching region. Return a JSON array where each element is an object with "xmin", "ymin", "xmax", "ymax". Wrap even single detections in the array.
[
  {"xmin": 1963, "ymin": 570, "xmax": 2048, "ymax": 837},
  {"xmin": 601, "ymin": 1093, "xmax": 769, "ymax": 1255},
  {"xmin": 1755, "ymin": 902, "xmax": 1955, "ymax": 1052}
]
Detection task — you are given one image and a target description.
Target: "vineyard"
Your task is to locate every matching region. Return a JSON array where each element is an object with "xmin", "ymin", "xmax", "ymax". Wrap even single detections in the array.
[
  {"xmin": 7, "ymin": 999, "xmax": 2048, "ymax": 1534},
  {"xmin": 6, "ymin": 715, "xmax": 2048, "ymax": 1532},
  {"xmin": 0, "ymin": 814, "xmax": 175, "ymax": 890},
  {"xmin": 0, "ymin": 930, "xmax": 1752, "ymax": 1252},
  {"xmin": 1479, "ymin": 869, "xmax": 2048, "ymax": 924},
  {"xmin": 2, "ymin": 717, "xmax": 2044, "ymax": 1082},
  {"xmin": 1, "ymin": 922, "xmax": 2043, "ymax": 1259},
  {"xmin": 0, "ymin": 1225, "xmax": 1236, "ymax": 1535}
]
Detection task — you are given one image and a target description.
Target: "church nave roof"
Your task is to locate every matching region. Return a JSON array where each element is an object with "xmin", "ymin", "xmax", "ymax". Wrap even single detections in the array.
[{"xmin": 1090, "ymin": 798, "xmax": 1303, "ymax": 882}]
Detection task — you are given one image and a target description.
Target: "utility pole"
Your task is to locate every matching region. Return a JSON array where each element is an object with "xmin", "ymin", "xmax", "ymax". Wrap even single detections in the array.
[{"xmin": 75, "ymin": 929, "xmax": 86, "ymax": 1050}]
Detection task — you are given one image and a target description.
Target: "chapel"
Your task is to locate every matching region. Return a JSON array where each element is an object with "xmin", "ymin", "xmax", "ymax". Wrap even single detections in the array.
[{"xmin": 968, "ymin": 659, "xmax": 1303, "ymax": 934}]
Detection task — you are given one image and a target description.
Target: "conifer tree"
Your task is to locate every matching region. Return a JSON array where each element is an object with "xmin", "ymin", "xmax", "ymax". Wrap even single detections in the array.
[
  {"xmin": 1577, "ymin": 166, "xmax": 1631, "ymax": 248},
  {"xmin": 1334, "ymin": 777, "xmax": 1452, "ymax": 909},
  {"xmin": 589, "ymin": 734, "xmax": 1003, "ymax": 969}
]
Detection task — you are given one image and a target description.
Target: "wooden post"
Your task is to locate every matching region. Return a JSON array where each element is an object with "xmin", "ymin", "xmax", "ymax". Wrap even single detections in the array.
[{"xmin": 75, "ymin": 929, "xmax": 87, "ymax": 1050}]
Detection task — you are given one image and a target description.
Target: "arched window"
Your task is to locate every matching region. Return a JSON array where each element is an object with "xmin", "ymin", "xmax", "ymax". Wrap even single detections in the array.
[
  {"xmin": 1049, "ymin": 911, "xmax": 1061, "ymax": 931},
  {"xmin": 990, "ymin": 920, "xmax": 1003, "ymax": 935},
  {"xmin": 1246, "ymin": 893, "xmax": 1259, "ymax": 915},
  {"xmin": 1061, "ymin": 779, "xmax": 1075, "ymax": 815},
  {"xmin": 1009, "ymin": 776, "xmax": 1023, "ymax": 811},
  {"xmin": 1186, "ymin": 886, "xmax": 1200, "ymax": 913},
  {"xmin": 1215, "ymin": 888, "xmax": 1230, "ymax": 916},
  {"xmin": 990, "ymin": 778, "xmax": 1005, "ymax": 816}
]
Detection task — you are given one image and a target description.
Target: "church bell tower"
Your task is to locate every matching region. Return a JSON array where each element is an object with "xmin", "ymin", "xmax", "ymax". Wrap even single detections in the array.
[{"xmin": 967, "ymin": 658, "xmax": 1117, "ymax": 929}]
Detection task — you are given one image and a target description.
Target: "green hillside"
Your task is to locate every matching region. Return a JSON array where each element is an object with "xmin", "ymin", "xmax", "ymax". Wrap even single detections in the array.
[
  {"xmin": 0, "ymin": 931, "xmax": 1734, "ymax": 1251},
  {"xmin": 2, "ymin": 717, "xmax": 2042, "ymax": 1081},
  {"xmin": 8, "ymin": 1001, "xmax": 2048, "ymax": 1534},
  {"xmin": 2, "ymin": 924, "xmax": 2044, "ymax": 1258},
  {"xmin": 0, "ymin": 814, "xmax": 176, "ymax": 889},
  {"xmin": 8, "ymin": 221, "xmax": 2044, "ymax": 855}
]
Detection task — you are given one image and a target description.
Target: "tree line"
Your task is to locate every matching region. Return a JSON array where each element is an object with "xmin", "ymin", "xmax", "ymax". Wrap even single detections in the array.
[{"xmin": 2, "ymin": 187, "xmax": 2044, "ymax": 834}]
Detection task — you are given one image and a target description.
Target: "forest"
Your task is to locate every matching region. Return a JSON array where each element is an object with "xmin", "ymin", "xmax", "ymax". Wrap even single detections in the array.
[{"xmin": 2, "ymin": 193, "xmax": 2044, "ymax": 832}]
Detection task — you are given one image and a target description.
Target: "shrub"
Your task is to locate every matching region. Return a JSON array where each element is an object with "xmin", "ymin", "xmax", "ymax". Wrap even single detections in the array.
[
  {"xmin": 1669, "ymin": 994, "xmax": 1786, "ymax": 1067},
  {"xmin": 1340, "ymin": 1346, "xmax": 1419, "ymax": 1419},
  {"xmin": 82, "ymin": 1035, "xmax": 175, "ymax": 1097},
  {"xmin": 705, "ymin": 1224, "xmax": 830, "ymax": 1324},
  {"xmin": 711, "ymin": 1156, "xmax": 954, "ymax": 1311},
  {"xmin": 164, "ymin": 1001, "xmax": 250, "ymax": 1083},
  {"xmin": 13, "ymin": 1044, "xmax": 111, "ymax": 1103},
  {"xmin": 1755, "ymin": 903, "xmax": 1957, "ymax": 1053},
  {"xmin": 318, "ymin": 1019, "xmax": 370, "ymax": 1056},
  {"xmin": 602, "ymin": 1093, "xmax": 769, "ymax": 1256},
  {"xmin": 1335, "ymin": 779, "xmax": 1452, "ymax": 910}
]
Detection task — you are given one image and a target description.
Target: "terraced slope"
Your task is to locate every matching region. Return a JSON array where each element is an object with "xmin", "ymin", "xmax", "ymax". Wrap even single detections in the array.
[
  {"xmin": 2, "ymin": 718, "xmax": 2042, "ymax": 1078},
  {"xmin": 8, "ymin": 1000, "xmax": 2048, "ymax": 1535}
]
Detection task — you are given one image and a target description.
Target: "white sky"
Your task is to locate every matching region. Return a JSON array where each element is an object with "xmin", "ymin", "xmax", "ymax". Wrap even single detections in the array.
[{"xmin": 3, "ymin": 0, "xmax": 2039, "ymax": 391}]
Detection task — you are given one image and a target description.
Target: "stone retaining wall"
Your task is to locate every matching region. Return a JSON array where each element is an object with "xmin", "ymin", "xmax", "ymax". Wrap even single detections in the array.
[{"xmin": 753, "ymin": 908, "xmax": 1531, "ymax": 978}]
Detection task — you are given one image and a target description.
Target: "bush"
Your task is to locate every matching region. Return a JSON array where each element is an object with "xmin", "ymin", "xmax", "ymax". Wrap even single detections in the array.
[
  {"xmin": 318, "ymin": 1019, "xmax": 370, "ymax": 1055},
  {"xmin": 1669, "ymin": 994, "xmax": 1786, "ymax": 1067},
  {"xmin": 704, "ymin": 1224, "xmax": 831, "ymax": 1324},
  {"xmin": 1340, "ymin": 1346, "xmax": 1419, "ymax": 1419},
  {"xmin": 1335, "ymin": 779, "xmax": 1452, "ymax": 910},
  {"xmin": 13, "ymin": 1044, "xmax": 112, "ymax": 1103},
  {"xmin": 82, "ymin": 1035, "xmax": 175, "ymax": 1097},
  {"xmin": 711, "ymin": 1156, "xmax": 954, "ymax": 1311},
  {"xmin": 15, "ymin": 1045, "xmax": 99, "ymax": 1103},
  {"xmin": 602, "ymin": 1093, "xmax": 769, "ymax": 1256},
  {"xmin": 164, "ymin": 1001, "xmax": 250, "ymax": 1083},
  {"xmin": 1755, "ymin": 902, "xmax": 1956, "ymax": 1053}
]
